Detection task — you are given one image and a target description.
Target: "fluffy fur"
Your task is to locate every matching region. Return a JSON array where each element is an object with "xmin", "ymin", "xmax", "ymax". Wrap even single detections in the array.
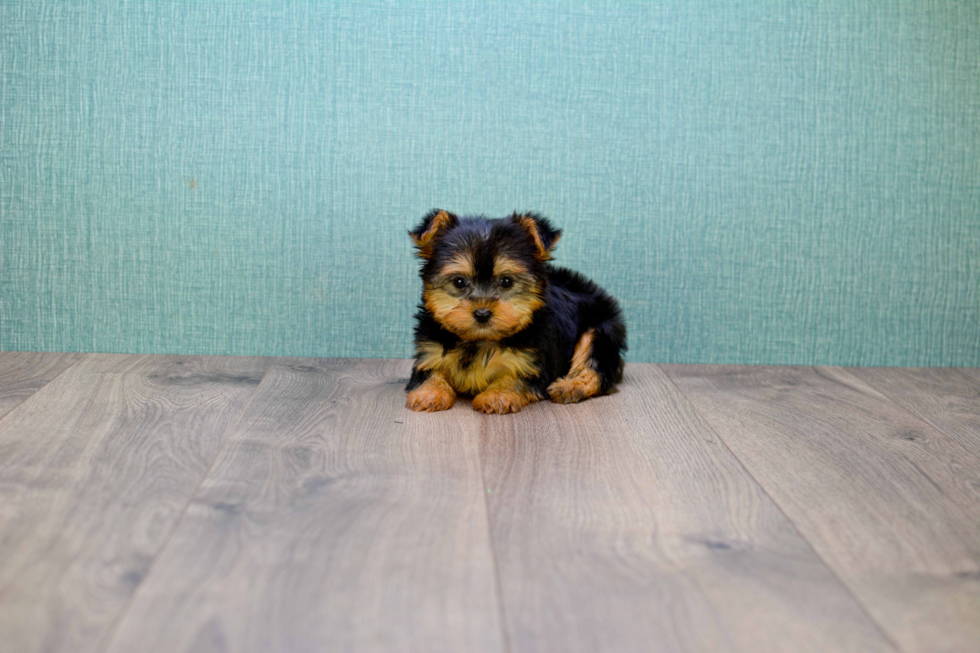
[{"xmin": 406, "ymin": 210, "xmax": 627, "ymax": 414}]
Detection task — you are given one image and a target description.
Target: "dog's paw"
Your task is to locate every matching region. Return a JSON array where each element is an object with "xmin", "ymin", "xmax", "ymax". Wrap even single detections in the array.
[
  {"xmin": 406, "ymin": 385, "xmax": 455, "ymax": 412},
  {"xmin": 473, "ymin": 390, "xmax": 527, "ymax": 414},
  {"xmin": 547, "ymin": 371, "xmax": 600, "ymax": 404}
]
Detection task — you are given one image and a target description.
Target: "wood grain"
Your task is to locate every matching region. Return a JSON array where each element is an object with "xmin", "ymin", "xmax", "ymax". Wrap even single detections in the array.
[
  {"xmin": 849, "ymin": 367, "xmax": 980, "ymax": 459},
  {"xmin": 5, "ymin": 355, "xmax": 977, "ymax": 652},
  {"xmin": 663, "ymin": 364, "xmax": 980, "ymax": 653},
  {"xmin": 481, "ymin": 363, "xmax": 895, "ymax": 653},
  {"xmin": 0, "ymin": 354, "xmax": 270, "ymax": 653},
  {"xmin": 0, "ymin": 351, "xmax": 83, "ymax": 419},
  {"xmin": 104, "ymin": 358, "xmax": 505, "ymax": 653}
]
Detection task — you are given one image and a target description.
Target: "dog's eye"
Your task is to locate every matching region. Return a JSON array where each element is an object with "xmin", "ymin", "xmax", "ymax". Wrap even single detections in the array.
[
  {"xmin": 499, "ymin": 276, "xmax": 513, "ymax": 289},
  {"xmin": 453, "ymin": 276, "xmax": 467, "ymax": 289}
]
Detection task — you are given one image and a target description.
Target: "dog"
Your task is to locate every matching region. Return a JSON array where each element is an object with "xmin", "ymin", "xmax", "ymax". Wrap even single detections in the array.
[{"xmin": 406, "ymin": 210, "xmax": 626, "ymax": 414}]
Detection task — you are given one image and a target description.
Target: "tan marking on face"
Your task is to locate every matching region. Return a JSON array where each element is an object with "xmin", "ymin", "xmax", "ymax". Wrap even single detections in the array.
[
  {"xmin": 441, "ymin": 253, "xmax": 475, "ymax": 277},
  {"xmin": 492, "ymin": 257, "xmax": 528, "ymax": 277},
  {"xmin": 411, "ymin": 210, "xmax": 455, "ymax": 258},
  {"xmin": 425, "ymin": 284, "xmax": 541, "ymax": 341},
  {"xmin": 415, "ymin": 340, "xmax": 539, "ymax": 395},
  {"xmin": 424, "ymin": 289, "xmax": 484, "ymax": 340},
  {"xmin": 490, "ymin": 291, "xmax": 544, "ymax": 337},
  {"xmin": 424, "ymin": 286, "xmax": 461, "ymax": 320}
]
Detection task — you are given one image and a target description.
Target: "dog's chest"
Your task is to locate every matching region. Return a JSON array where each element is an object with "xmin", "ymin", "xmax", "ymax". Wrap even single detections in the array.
[{"xmin": 419, "ymin": 341, "xmax": 537, "ymax": 394}]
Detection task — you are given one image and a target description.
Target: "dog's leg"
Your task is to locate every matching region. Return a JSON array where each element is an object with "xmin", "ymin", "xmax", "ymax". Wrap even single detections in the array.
[
  {"xmin": 473, "ymin": 376, "xmax": 540, "ymax": 414},
  {"xmin": 549, "ymin": 314, "xmax": 627, "ymax": 404},
  {"xmin": 547, "ymin": 329, "xmax": 603, "ymax": 403},
  {"xmin": 406, "ymin": 371, "xmax": 456, "ymax": 412}
]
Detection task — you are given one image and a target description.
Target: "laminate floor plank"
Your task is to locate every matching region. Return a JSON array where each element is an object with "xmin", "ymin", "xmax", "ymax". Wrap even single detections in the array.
[
  {"xmin": 0, "ymin": 351, "xmax": 84, "ymax": 419},
  {"xmin": 481, "ymin": 363, "xmax": 895, "ymax": 653},
  {"xmin": 0, "ymin": 354, "xmax": 271, "ymax": 653},
  {"xmin": 104, "ymin": 358, "xmax": 504, "ymax": 653},
  {"xmin": 848, "ymin": 367, "xmax": 980, "ymax": 459},
  {"xmin": 663, "ymin": 364, "xmax": 980, "ymax": 653}
]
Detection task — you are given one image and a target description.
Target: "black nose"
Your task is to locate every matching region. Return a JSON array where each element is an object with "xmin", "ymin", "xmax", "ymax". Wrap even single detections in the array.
[{"xmin": 473, "ymin": 308, "xmax": 492, "ymax": 324}]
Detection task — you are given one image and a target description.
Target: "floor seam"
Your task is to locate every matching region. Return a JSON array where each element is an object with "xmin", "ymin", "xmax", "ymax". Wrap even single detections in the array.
[
  {"xmin": 94, "ymin": 355, "xmax": 276, "ymax": 653},
  {"xmin": 835, "ymin": 366, "xmax": 980, "ymax": 460},
  {"xmin": 656, "ymin": 363, "xmax": 906, "ymax": 653},
  {"xmin": 0, "ymin": 352, "xmax": 88, "ymax": 425}
]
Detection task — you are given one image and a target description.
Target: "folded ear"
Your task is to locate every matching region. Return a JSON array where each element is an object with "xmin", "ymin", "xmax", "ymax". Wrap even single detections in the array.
[
  {"xmin": 409, "ymin": 209, "xmax": 458, "ymax": 258},
  {"xmin": 512, "ymin": 212, "xmax": 562, "ymax": 261}
]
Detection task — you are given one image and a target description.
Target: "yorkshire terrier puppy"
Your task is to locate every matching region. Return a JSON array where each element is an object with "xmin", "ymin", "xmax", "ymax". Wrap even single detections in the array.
[{"xmin": 406, "ymin": 210, "xmax": 626, "ymax": 414}]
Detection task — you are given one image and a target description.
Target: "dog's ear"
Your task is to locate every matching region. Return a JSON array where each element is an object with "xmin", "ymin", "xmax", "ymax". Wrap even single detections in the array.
[
  {"xmin": 512, "ymin": 212, "xmax": 562, "ymax": 261},
  {"xmin": 409, "ymin": 209, "xmax": 458, "ymax": 258}
]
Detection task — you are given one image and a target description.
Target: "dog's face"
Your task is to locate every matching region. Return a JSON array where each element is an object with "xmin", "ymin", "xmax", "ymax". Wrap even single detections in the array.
[{"xmin": 410, "ymin": 211, "xmax": 561, "ymax": 341}]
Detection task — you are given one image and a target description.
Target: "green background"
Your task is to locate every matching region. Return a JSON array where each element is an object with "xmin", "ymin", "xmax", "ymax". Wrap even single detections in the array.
[{"xmin": 2, "ymin": 2, "xmax": 978, "ymax": 365}]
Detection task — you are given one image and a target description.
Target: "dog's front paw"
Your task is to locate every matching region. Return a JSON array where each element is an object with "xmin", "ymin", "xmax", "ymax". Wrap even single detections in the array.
[
  {"xmin": 473, "ymin": 390, "xmax": 528, "ymax": 414},
  {"xmin": 406, "ymin": 385, "xmax": 455, "ymax": 412}
]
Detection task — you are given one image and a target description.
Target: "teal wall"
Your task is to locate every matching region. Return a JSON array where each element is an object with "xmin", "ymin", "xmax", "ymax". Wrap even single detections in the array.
[{"xmin": 2, "ymin": 2, "xmax": 978, "ymax": 365}]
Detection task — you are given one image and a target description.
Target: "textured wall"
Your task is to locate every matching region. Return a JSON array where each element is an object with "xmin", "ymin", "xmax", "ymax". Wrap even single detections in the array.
[{"xmin": 2, "ymin": 2, "xmax": 978, "ymax": 365}]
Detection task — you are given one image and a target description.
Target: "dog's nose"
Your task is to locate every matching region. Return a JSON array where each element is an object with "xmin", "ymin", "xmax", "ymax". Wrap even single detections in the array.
[{"xmin": 473, "ymin": 308, "xmax": 493, "ymax": 324}]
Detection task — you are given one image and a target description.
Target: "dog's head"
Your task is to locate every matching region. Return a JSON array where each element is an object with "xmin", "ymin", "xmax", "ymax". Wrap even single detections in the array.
[{"xmin": 409, "ymin": 210, "xmax": 561, "ymax": 341}]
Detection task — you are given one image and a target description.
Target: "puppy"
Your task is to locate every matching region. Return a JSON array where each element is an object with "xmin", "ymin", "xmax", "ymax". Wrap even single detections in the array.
[{"xmin": 406, "ymin": 210, "xmax": 626, "ymax": 414}]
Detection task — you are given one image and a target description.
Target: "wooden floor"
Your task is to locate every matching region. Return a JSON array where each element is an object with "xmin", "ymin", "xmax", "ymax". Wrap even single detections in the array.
[{"xmin": 1, "ymin": 353, "xmax": 978, "ymax": 653}]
